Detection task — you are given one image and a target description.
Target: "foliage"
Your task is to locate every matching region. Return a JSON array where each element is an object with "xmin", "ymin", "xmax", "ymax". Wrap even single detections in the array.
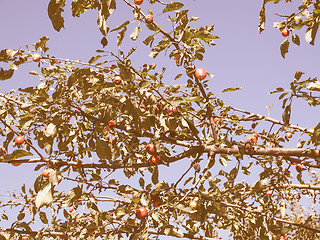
[{"xmin": 0, "ymin": 1, "xmax": 320, "ymax": 240}]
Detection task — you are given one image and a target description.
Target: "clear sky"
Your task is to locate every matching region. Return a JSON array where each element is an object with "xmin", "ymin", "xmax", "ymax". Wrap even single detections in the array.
[{"xmin": 0, "ymin": 0, "xmax": 319, "ymax": 239}]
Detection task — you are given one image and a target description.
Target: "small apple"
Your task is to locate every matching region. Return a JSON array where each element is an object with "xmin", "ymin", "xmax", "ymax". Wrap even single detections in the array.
[
  {"xmin": 11, "ymin": 162, "xmax": 22, "ymax": 166},
  {"xmin": 14, "ymin": 136, "xmax": 25, "ymax": 144},
  {"xmin": 250, "ymin": 137, "xmax": 257, "ymax": 143},
  {"xmin": 286, "ymin": 132, "xmax": 292, "ymax": 138},
  {"xmin": 189, "ymin": 200, "xmax": 198, "ymax": 209},
  {"xmin": 213, "ymin": 118, "xmax": 220, "ymax": 124},
  {"xmin": 150, "ymin": 155, "xmax": 161, "ymax": 165},
  {"xmin": 145, "ymin": 15, "xmax": 153, "ymax": 24},
  {"xmin": 296, "ymin": 194, "xmax": 301, "ymax": 200},
  {"xmin": 32, "ymin": 53, "xmax": 41, "ymax": 62},
  {"xmin": 108, "ymin": 120, "xmax": 117, "ymax": 127},
  {"xmin": 113, "ymin": 76, "xmax": 122, "ymax": 85},
  {"xmin": 295, "ymin": 164, "xmax": 304, "ymax": 172},
  {"xmin": 167, "ymin": 105, "xmax": 178, "ymax": 116},
  {"xmin": 282, "ymin": 29, "xmax": 289, "ymax": 37},
  {"xmin": 153, "ymin": 198, "xmax": 162, "ymax": 207},
  {"xmin": 57, "ymin": 174, "xmax": 62, "ymax": 184},
  {"xmin": 136, "ymin": 207, "xmax": 148, "ymax": 220},
  {"xmin": 42, "ymin": 168, "xmax": 54, "ymax": 178},
  {"xmin": 195, "ymin": 68, "xmax": 207, "ymax": 80},
  {"xmin": 267, "ymin": 190, "xmax": 273, "ymax": 196},
  {"xmin": 134, "ymin": 0, "xmax": 143, "ymax": 5},
  {"xmin": 69, "ymin": 207, "xmax": 74, "ymax": 212},
  {"xmin": 253, "ymin": 132, "xmax": 258, "ymax": 138},
  {"xmin": 146, "ymin": 144, "xmax": 157, "ymax": 155},
  {"xmin": 109, "ymin": 136, "xmax": 117, "ymax": 145},
  {"xmin": 245, "ymin": 142, "xmax": 252, "ymax": 150}
]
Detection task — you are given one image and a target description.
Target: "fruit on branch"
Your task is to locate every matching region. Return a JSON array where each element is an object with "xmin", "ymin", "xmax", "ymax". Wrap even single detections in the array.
[
  {"xmin": 134, "ymin": 0, "xmax": 143, "ymax": 5},
  {"xmin": 245, "ymin": 142, "xmax": 252, "ymax": 150},
  {"xmin": 57, "ymin": 174, "xmax": 62, "ymax": 184},
  {"xmin": 113, "ymin": 76, "xmax": 122, "ymax": 85},
  {"xmin": 213, "ymin": 118, "xmax": 220, "ymax": 124},
  {"xmin": 282, "ymin": 29, "xmax": 289, "ymax": 37},
  {"xmin": 69, "ymin": 207, "xmax": 74, "ymax": 212},
  {"xmin": 296, "ymin": 194, "xmax": 301, "ymax": 200},
  {"xmin": 136, "ymin": 207, "xmax": 148, "ymax": 219},
  {"xmin": 145, "ymin": 15, "xmax": 153, "ymax": 24},
  {"xmin": 267, "ymin": 190, "xmax": 273, "ymax": 196},
  {"xmin": 189, "ymin": 200, "xmax": 198, "ymax": 209},
  {"xmin": 195, "ymin": 67, "xmax": 207, "ymax": 80},
  {"xmin": 146, "ymin": 144, "xmax": 157, "ymax": 155},
  {"xmin": 167, "ymin": 105, "xmax": 178, "ymax": 116},
  {"xmin": 11, "ymin": 162, "xmax": 21, "ymax": 166},
  {"xmin": 108, "ymin": 120, "xmax": 117, "ymax": 127},
  {"xmin": 14, "ymin": 136, "xmax": 25, "ymax": 145},
  {"xmin": 32, "ymin": 53, "xmax": 41, "ymax": 62},
  {"xmin": 295, "ymin": 164, "xmax": 304, "ymax": 172},
  {"xmin": 286, "ymin": 132, "xmax": 292, "ymax": 138},
  {"xmin": 150, "ymin": 155, "xmax": 161, "ymax": 165},
  {"xmin": 153, "ymin": 198, "xmax": 162, "ymax": 207},
  {"xmin": 253, "ymin": 132, "xmax": 258, "ymax": 138},
  {"xmin": 109, "ymin": 136, "xmax": 117, "ymax": 145},
  {"xmin": 42, "ymin": 168, "xmax": 54, "ymax": 178}
]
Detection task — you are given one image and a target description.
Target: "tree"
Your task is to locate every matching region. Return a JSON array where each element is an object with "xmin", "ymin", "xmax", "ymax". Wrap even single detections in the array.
[{"xmin": 0, "ymin": 0, "xmax": 320, "ymax": 239}]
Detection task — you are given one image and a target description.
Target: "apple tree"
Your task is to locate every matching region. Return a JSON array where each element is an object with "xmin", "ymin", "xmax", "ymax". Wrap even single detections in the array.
[{"xmin": 0, "ymin": 0, "xmax": 320, "ymax": 239}]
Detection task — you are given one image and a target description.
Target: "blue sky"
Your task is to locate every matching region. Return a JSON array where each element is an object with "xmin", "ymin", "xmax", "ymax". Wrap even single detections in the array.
[{"xmin": 0, "ymin": 0, "xmax": 319, "ymax": 239}]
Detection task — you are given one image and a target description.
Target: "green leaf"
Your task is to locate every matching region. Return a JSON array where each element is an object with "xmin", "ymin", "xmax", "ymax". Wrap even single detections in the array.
[
  {"xmin": 282, "ymin": 104, "xmax": 291, "ymax": 125},
  {"xmin": 292, "ymin": 34, "xmax": 300, "ymax": 46},
  {"xmin": 39, "ymin": 212, "xmax": 48, "ymax": 224},
  {"xmin": 88, "ymin": 55, "xmax": 102, "ymax": 64},
  {"xmin": 152, "ymin": 167, "xmax": 159, "ymax": 184},
  {"xmin": 0, "ymin": 68, "xmax": 14, "ymax": 81},
  {"xmin": 35, "ymin": 183, "xmax": 53, "ymax": 209},
  {"xmin": 130, "ymin": 26, "xmax": 141, "ymax": 41},
  {"xmin": 222, "ymin": 87, "xmax": 242, "ymax": 93},
  {"xmin": 44, "ymin": 123, "xmax": 57, "ymax": 137},
  {"xmin": 111, "ymin": 20, "xmax": 130, "ymax": 32},
  {"xmin": 64, "ymin": 186, "xmax": 82, "ymax": 207},
  {"xmin": 305, "ymin": 18, "xmax": 320, "ymax": 45},
  {"xmin": 0, "ymin": 149, "xmax": 33, "ymax": 162},
  {"xmin": 117, "ymin": 28, "xmax": 127, "ymax": 48},
  {"xmin": 280, "ymin": 39, "xmax": 289, "ymax": 58},
  {"xmin": 96, "ymin": 139, "xmax": 111, "ymax": 160},
  {"xmin": 48, "ymin": 0, "xmax": 65, "ymax": 32},
  {"xmin": 163, "ymin": 2, "xmax": 184, "ymax": 13}
]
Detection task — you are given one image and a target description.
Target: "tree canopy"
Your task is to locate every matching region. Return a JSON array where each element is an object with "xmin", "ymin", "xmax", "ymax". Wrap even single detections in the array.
[{"xmin": 1, "ymin": 0, "xmax": 320, "ymax": 239}]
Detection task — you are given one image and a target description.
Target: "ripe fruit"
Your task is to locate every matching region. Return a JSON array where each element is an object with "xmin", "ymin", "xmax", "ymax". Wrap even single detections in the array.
[
  {"xmin": 150, "ymin": 155, "xmax": 161, "ymax": 165},
  {"xmin": 189, "ymin": 200, "xmax": 198, "ymax": 209},
  {"xmin": 195, "ymin": 68, "xmax": 207, "ymax": 80},
  {"xmin": 136, "ymin": 207, "xmax": 148, "ymax": 220},
  {"xmin": 32, "ymin": 53, "xmax": 41, "ymax": 62},
  {"xmin": 69, "ymin": 207, "xmax": 74, "ymax": 212},
  {"xmin": 109, "ymin": 136, "xmax": 117, "ymax": 145},
  {"xmin": 286, "ymin": 132, "xmax": 292, "ymax": 138},
  {"xmin": 213, "ymin": 118, "xmax": 220, "ymax": 124},
  {"xmin": 11, "ymin": 162, "xmax": 21, "ymax": 166},
  {"xmin": 108, "ymin": 120, "xmax": 117, "ymax": 127},
  {"xmin": 14, "ymin": 136, "xmax": 25, "ymax": 144},
  {"xmin": 167, "ymin": 105, "xmax": 178, "ymax": 116},
  {"xmin": 42, "ymin": 168, "xmax": 54, "ymax": 178},
  {"xmin": 250, "ymin": 137, "xmax": 257, "ymax": 143},
  {"xmin": 296, "ymin": 194, "xmax": 301, "ymax": 200},
  {"xmin": 134, "ymin": 0, "xmax": 143, "ymax": 5},
  {"xmin": 113, "ymin": 76, "xmax": 122, "ymax": 85},
  {"xmin": 153, "ymin": 198, "xmax": 162, "ymax": 207},
  {"xmin": 146, "ymin": 144, "xmax": 156, "ymax": 155},
  {"xmin": 295, "ymin": 164, "xmax": 304, "ymax": 172},
  {"xmin": 267, "ymin": 190, "xmax": 273, "ymax": 196},
  {"xmin": 245, "ymin": 142, "xmax": 252, "ymax": 150},
  {"xmin": 253, "ymin": 132, "xmax": 258, "ymax": 138},
  {"xmin": 282, "ymin": 29, "xmax": 289, "ymax": 37},
  {"xmin": 57, "ymin": 174, "xmax": 62, "ymax": 184},
  {"xmin": 145, "ymin": 15, "xmax": 153, "ymax": 24}
]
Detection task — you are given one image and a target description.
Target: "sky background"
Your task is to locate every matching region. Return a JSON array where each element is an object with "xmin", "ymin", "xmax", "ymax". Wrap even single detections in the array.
[{"xmin": 0, "ymin": 0, "xmax": 319, "ymax": 239}]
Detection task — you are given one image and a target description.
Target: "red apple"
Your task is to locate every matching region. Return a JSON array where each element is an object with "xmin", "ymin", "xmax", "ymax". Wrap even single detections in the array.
[
  {"xmin": 150, "ymin": 155, "xmax": 161, "ymax": 165},
  {"xmin": 145, "ymin": 15, "xmax": 153, "ymax": 24},
  {"xmin": 167, "ymin": 105, "xmax": 178, "ymax": 116},
  {"xmin": 57, "ymin": 174, "xmax": 62, "ymax": 184},
  {"xmin": 213, "ymin": 118, "xmax": 220, "ymax": 124},
  {"xmin": 14, "ymin": 136, "xmax": 25, "ymax": 144},
  {"xmin": 32, "ymin": 53, "xmax": 41, "ymax": 62},
  {"xmin": 195, "ymin": 68, "xmax": 207, "ymax": 80},
  {"xmin": 267, "ymin": 190, "xmax": 273, "ymax": 196},
  {"xmin": 282, "ymin": 29, "xmax": 289, "ymax": 37},
  {"xmin": 295, "ymin": 164, "xmax": 304, "ymax": 172},
  {"xmin": 134, "ymin": 0, "xmax": 143, "ymax": 5},
  {"xmin": 286, "ymin": 132, "xmax": 292, "ymax": 138},
  {"xmin": 42, "ymin": 168, "xmax": 54, "ymax": 178},
  {"xmin": 11, "ymin": 162, "xmax": 22, "ymax": 166},
  {"xmin": 189, "ymin": 200, "xmax": 198, "ymax": 209},
  {"xmin": 108, "ymin": 120, "xmax": 117, "ymax": 127},
  {"xmin": 113, "ymin": 76, "xmax": 122, "ymax": 85},
  {"xmin": 136, "ymin": 207, "xmax": 148, "ymax": 220},
  {"xmin": 146, "ymin": 144, "xmax": 156, "ymax": 155},
  {"xmin": 253, "ymin": 132, "xmax": 258, "ymax": 138}
]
